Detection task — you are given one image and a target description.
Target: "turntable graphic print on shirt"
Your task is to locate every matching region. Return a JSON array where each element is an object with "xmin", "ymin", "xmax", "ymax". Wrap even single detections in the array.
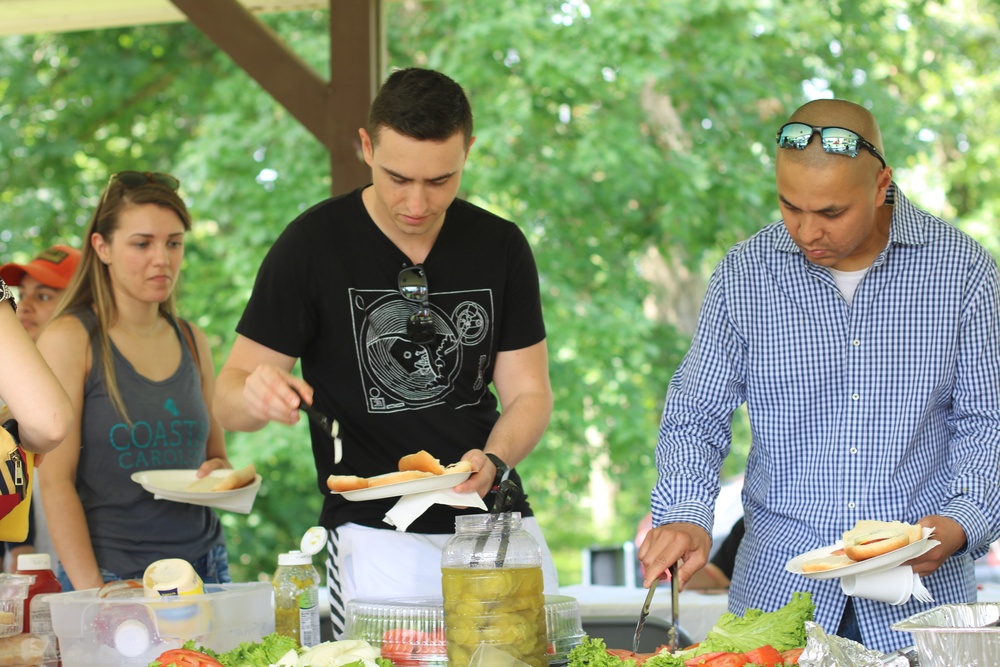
[{"xmin": 349, "ymin": 287, "xmax": 494, "ymax": 413}]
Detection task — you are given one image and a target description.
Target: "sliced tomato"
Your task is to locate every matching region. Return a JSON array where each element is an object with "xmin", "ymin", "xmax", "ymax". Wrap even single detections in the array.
[
  {"xmin": 154, "ymin": 649, "xmax": 224, "ymax": 667},
  {"xmin": 780, "ymin": 647, "xmax": 804, "ymax": 665},
  {"xmin": 606, "ymin": 648, "xmax": 639, "ymax": 660},
  {"xmin": 381, "ymin": 628, "xmax": 424, "ymax": 664},
  {"xmin": 383, "ymin": 628, "xmax": 425, "ymax": 643},
  {"xmin": 685, "ymin": 652, "xmax": 727, "ymax": 666},
  {"xmin": 702, "ymin": 653, "xmax": 750, "ymax": 667},
  {"xmin": 742, "ymin": 645, "xmax": 784, "ymax": 666}
]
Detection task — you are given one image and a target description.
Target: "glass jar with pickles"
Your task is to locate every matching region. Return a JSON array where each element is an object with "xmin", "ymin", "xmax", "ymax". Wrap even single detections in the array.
[{"xmin": 441, "ymin": 512, "xmax": 547, "ymax": 667}]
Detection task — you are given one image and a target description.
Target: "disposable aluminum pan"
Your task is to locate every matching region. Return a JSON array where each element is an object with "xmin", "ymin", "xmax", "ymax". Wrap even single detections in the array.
[{"xmin": 891, "ymin": 602, "xmax": 1000, "ymax": 667}]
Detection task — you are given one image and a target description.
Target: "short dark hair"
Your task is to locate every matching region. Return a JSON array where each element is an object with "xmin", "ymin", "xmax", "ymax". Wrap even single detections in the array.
[{"xmin": 367, "ymin": 68, "xmax": 473, "ymax": 148}]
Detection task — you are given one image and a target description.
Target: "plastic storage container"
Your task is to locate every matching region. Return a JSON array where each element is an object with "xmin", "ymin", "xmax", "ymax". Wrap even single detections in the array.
[
  {"xmin": 891, "ymin": 602, "xmax": 1000, "ymax": 667},
  {"xmin": 345, "ymin": 595, "xmax": 585, "ymax": 666},
  {"xmin": 441, "ymin": 513, "xmax": 548, "ymax": 667},
  {"xmin": 16, "ymin": 553, "xmax": 62, "ymax": 664},
  {"xmin": 48, "ymin": 582, "xmax": 274, "ymax": 667},
  {"xmin": 0, "ymin": 574, "xmax": 33, "ymax": 637}
]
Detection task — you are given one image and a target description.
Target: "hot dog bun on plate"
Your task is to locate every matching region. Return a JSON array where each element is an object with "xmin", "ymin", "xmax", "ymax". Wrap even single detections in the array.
[
  {"xmin": 399, "ymin": 450, "xmax": 447, "ymax": 475},
  {"xmin": 212, "ymin": 463, "xmax": 258, "ymax": 491},
  {"xmin": 801, "ymin": 554, "xmax": 856, "ymax": 572},
  {"xmin": 799, "ymin": 519, "xmax": 924, "ymax": 572},
  {"xmin": 327, "ymin": 475, "xmax": 369, "ymax": 492},
  {"xmin": 842, "ymin": 519, "xmax": 923, "ymax": 561},
  {"xmin": 326, "ymin": 451, "xmax": 474, "ymax": 493}
]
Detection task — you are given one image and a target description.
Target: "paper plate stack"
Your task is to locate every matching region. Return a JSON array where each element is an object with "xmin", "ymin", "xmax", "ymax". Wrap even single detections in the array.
[{"xmin": 130, "ymin": 469, "xmax": 262, "ymax": 514}]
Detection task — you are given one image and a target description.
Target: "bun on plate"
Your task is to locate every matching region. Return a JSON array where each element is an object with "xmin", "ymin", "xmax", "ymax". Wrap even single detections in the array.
[
  {"xmin": 445, "ymin": 460, "xmax": 473, "ymax": 474},
  {"xmin": 842, "ymin": 520, "xmax": 923, "ymax": 561},
  {"xmin": 398, "ymin": 450, "xmax": 447, "ymax": 475},
  {"xmin": 212, "ymin": 463, "xmax": 258, "ymax": 491},
  {"xmin": 326, "ymin": 475, "xmax": 370, "ymax": 492},
  {"xmin": 801, "ymin": 554, "xmax": 856, "ymax": 572},
  {"xmin": 368, "ymin": 470, "xmax": 436, "ymax": 487},
  {"xmin": 327, "ymin": 451, "xmax": 475, "ymax": 494}
]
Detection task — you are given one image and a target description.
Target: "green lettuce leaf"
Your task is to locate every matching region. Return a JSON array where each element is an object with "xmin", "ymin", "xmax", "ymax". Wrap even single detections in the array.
[
  {"xmin": 696, "ymin": 591, "xmax": 815, "ymax": 654},
  {"xmin": 567, "ymin": 636, "xmax": 685, "ymax": 667},
  {"xmin": 215, "ymin": 633, "xmax": 300, "ymax": 667}
]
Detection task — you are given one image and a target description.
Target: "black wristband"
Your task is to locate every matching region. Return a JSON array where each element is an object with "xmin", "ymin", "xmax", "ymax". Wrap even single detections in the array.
[{"xmin": 485, "ymin": 452, "xmax": 509, "ymax": 489}]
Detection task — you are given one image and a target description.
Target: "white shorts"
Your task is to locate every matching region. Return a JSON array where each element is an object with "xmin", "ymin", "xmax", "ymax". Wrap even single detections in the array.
[{"xmin": 325, "ymin": 519, "xmax": 560, "ymax": 638}]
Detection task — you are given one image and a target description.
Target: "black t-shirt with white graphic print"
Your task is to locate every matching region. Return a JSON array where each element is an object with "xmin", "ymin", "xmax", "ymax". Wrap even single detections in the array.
[{"xmin": 237, "ymin": 188, "xmax": 545, "ymax": 533}]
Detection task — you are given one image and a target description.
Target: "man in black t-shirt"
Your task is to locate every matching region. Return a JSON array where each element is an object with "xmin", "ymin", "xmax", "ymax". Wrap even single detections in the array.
[{"xmin": 215, "ymin": 68, "xmax": 558, "ymax": 637}]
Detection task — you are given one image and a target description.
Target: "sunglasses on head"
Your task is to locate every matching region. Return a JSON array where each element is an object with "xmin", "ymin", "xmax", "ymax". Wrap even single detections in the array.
[
  {"xmin": 398, "ymin": 265, "xmax": 435, "ymax": 345},
  {"xmin": 99, "ymin": 171, "xmax": 180, "ymax": 207},
  {"xmin": 776, "ymin": 122, "xmax": 886, "ymax": 169}
]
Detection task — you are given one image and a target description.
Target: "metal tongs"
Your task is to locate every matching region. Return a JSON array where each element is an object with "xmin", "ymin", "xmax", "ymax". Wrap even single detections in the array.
[
  {"xmin": 294, "ymin": 388, "xmax": 342, "ymax": 463},
  {"xmin": 633, "ymin": 562, "xmax": 680, "ymax": 654},
  {"xmin": 470, "ymin": 477, "xmax": 523, "ymax": 568}
]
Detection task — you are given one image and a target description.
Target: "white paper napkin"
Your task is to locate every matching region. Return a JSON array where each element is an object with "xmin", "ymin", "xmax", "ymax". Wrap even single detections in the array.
[
  {"xmin": 840, "ymin": 565, "xmax": 932, "ymax": 605},
  {"xmin": 383, "ymin": 488, "xmax": 487, "ymax": 531},
  {"xmin": 152, "ymin": 482, "xmax": 260, "ymax": 514}
]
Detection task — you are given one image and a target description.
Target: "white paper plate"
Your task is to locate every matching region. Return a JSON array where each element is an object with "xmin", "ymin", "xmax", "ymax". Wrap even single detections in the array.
[
  {"xmin": 333, "ymin": 470, "xmax": 472, "ymax": 501},
  {"xmin": 786, "ymin": 528, "xmax": 938, "ymax": 580},
  {"xmin": 131, "ymin": 469, "xmax": 262, "ymax": 513}
]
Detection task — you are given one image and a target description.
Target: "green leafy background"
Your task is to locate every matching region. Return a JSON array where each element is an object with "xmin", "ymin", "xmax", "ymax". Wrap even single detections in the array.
[{"xmin": 1, "ymin": 0, "xmax": 996, "ymax": 584}]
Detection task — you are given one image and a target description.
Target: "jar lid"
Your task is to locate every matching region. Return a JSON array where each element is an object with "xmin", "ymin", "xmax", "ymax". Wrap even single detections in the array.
[
  {"xmin": 300, "ymin": 526, "xmax": 328, "ymax": 556},
  {"xmin": 16, "ymin": 553, "xmax": 51, "ymax": 571},
  {"xmin": 278, "ymin": 550, "xmax": 313, "ymax": 566}
]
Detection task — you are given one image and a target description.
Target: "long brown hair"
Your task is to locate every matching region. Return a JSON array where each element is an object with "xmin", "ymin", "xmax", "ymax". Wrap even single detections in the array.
[{"xmin": 52, "ymin": 173, "xmax": 192, "ymax": 421}]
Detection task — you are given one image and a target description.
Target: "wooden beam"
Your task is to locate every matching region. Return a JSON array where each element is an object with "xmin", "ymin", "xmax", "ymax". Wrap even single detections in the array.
[
  {"xmin": 168, "ymin": 0, "xmax": 334, "ymax": 149},
  {"xmin": 328, "ymin": 0, "xmax": 382, "ymax": 192},
  {"xmin": 168, "ymin": 0, "xmax": 378, "ymax": 192}
]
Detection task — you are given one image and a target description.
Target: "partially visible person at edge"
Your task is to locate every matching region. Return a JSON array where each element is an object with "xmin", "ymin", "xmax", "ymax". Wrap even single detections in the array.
[
  {"xmin": 213, "ymin": 67, "xmax": 558, "ymax": 637},
  {"xmin": 0, "ymin": 244, "xmax": 81, "ymax": 571},
  {"xmin": 0, "ymin": 277, "xmax": 73, "ymax": 453},
  {"xmin": 36, "ymin": 171, "xmax": 234, "ymax": 591},
  {"xmin": 638, "ymin": 99, "xmax": 1000, "ymax": 654}
]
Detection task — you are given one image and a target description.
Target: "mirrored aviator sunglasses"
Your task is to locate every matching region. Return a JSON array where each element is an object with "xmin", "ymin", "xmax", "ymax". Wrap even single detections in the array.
[
  {"xmin": 398, "ymin": 265, "xmax": 436, "ymax": 345},
  {"xmin": 776, "ymin": 122, "xmax": 886, "ymax": 169},
  {"xmin": 100, "ymin": 171, "xmax": 181, "ymax": 207},
  {"xmin": 111, "ymin": 170, "xmax": 180, "ymax": 190}
]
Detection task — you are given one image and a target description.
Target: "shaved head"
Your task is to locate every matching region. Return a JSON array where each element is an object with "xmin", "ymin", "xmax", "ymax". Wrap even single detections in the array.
[{"xmin": 777, "ymin": 99, "xmax": 887, "ymax": 175}]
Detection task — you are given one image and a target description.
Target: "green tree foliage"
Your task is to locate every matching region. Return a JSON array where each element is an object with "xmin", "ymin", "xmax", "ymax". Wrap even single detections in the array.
[{"xmin": 0, "ymin": 1, "xmax": 996, "ymax": 583}]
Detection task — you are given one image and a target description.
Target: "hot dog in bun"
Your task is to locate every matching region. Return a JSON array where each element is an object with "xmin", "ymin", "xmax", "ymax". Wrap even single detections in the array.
[{"xmin": 842, "ymin": 520, "xmax": 923, "ymax": 561}]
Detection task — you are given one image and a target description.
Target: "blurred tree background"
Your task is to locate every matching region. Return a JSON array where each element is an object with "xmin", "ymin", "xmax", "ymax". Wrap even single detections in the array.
[{"xmin": 1, "ymin": 0, "xmax": 996, "ymax": 584}]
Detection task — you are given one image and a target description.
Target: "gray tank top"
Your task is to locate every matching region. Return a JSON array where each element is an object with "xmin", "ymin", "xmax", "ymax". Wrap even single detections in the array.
[{"xmin": 73, "ymin": 309, "xmax": 222, "ymax": 576}]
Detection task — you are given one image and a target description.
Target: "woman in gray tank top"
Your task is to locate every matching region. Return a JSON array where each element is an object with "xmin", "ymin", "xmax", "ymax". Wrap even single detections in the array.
[{"xmin": 36, "ymin": 171, "xmax": 232, "ymax": 591}]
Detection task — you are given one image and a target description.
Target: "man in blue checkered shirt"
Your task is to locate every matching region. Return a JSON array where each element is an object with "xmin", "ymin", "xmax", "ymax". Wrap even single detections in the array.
[{"xmin": 639, "ymin": 98, "xmax": 1000, "ymax": 653}]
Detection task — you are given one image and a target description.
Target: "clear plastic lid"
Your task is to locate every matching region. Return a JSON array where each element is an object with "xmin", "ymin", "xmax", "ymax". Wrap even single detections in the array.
[
  {"xmin": 344, "ymin": 595, "xmax": 585, "ymax": 664},
  {"xmin": 16, "ymin": 553, "xmax": 52, "ymax": 571}
]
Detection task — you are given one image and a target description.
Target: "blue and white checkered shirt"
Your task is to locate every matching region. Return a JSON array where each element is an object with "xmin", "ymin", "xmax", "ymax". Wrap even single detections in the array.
[{"xmin": 652, "ymin": 184, "xmax": 1000, "ymax": 653}]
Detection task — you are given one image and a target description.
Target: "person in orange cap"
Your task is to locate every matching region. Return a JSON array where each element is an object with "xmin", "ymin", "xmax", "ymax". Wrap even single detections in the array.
[
  {"xmin": 0, "ymin": 245, "xmax": 81, "ymax": 342},
  {"xmin": 0, "ymin": 245, "xmax": 80, "ymax": 570}
]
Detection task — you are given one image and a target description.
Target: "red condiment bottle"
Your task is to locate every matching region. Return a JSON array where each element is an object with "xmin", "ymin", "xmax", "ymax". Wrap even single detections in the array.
[{"xmin": 16, "ymin": 553, "xmax": 62, "ymax": 666}]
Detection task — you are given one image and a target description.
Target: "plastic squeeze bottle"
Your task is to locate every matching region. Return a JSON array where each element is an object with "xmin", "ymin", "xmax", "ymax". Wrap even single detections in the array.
[{"xmin": 16, "ymin": 553, "xmax": 63, "ymax": 665}]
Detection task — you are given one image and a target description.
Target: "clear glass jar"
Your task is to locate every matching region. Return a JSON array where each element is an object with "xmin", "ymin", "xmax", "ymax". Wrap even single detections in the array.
[
  {"xmin": 273, "ymin": 551, "xmax": 321, "ymax": 648},
  {"xmin": 441, "ymin": 512, "xmax": 546, "ymax": 667}
]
